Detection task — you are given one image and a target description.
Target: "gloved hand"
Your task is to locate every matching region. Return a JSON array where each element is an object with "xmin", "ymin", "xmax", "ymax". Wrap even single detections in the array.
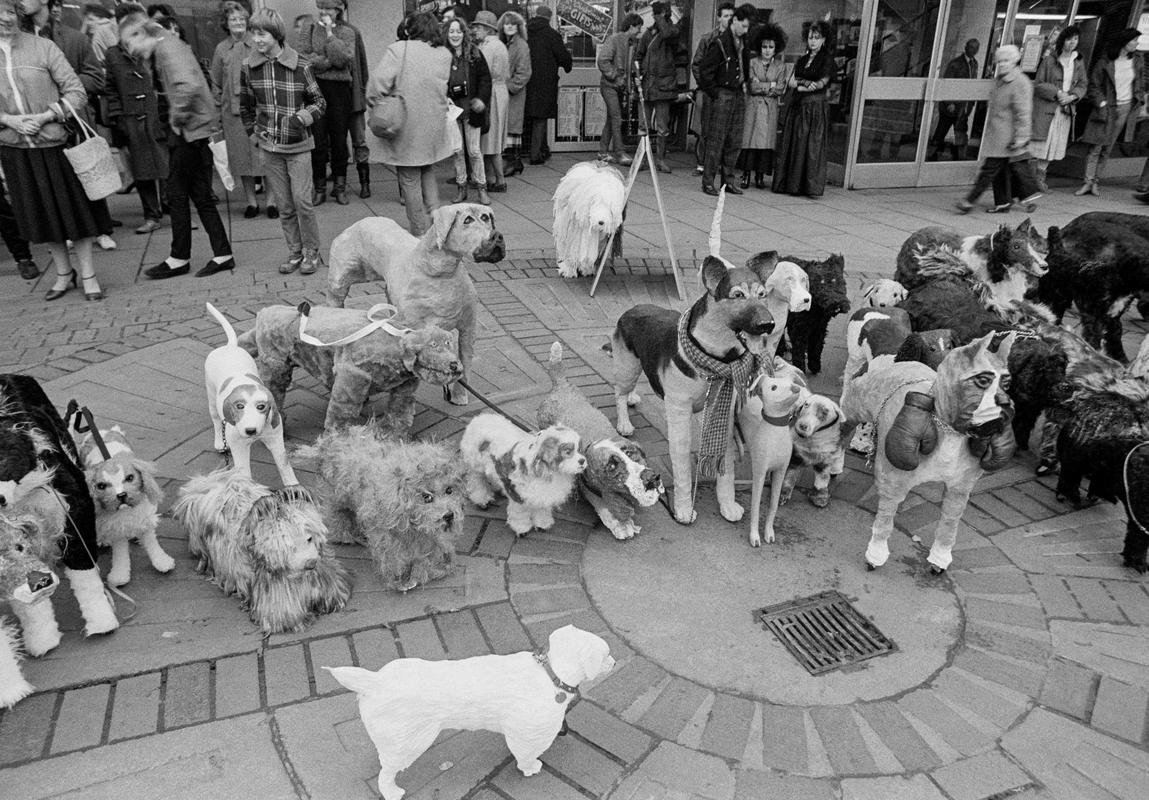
[
  {"xmin": 884, "ymin": 391, "xmax": 938, "ymax": 470},
  {"xmin": 968, "ymin": 406, "xmax": 1016, "ymax": 471}
]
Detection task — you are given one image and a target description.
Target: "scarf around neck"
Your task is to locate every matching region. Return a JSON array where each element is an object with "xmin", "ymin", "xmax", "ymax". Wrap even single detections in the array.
[{"xmin": 676, "ymin": 301, "xmax": 760, "ymax": 478}]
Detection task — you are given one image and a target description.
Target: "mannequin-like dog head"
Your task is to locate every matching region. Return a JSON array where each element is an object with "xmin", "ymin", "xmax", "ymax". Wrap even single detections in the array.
[{"xmin": 935, "ymin": 332, "xmax": 1016, "ymax": 435}]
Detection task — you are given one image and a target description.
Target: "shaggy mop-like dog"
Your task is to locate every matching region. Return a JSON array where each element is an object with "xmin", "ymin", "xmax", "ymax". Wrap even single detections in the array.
[
  {"xmin": 782, "ymin": 253, "xmax": 849, "ymax": 374},
  {"xmin": 460, "ymin": 414, "xmax": 586, "ymax": 536},
  {"xmin": 536, "ymin": 342, "xmax": 662, "ymax": 540},
  {"xmin": 296, "ymin": 422, "xmax": 464, "ymax": 592},
  {"xmin": 325, "ymin": 624, "xmax": 615, "ymax": 800},
  {"xmin": 77, "ymin": 426, "xmax": 174, "ymax": 587},
  {"xmin": 553, "ymin": 161, "xmax": 626, "ymax": 278},
  {"xmin": 237, "ymin": 303, "xmax": 462, "ymax": 434},
  {"xmin": 171, "ymin": 470, "xmax": 352, "ymax": 633},
  {"xmin": 841, "ymin": 334, "xmax": 1017, "ymax": 573},
  {"xmin": 325, "ymin": 206, "xmax": 505, "ymax": 405},
  {"xmin": 0, "ymin": 375, "xmax": 118, "ymax": 649},
  {"xmin": 1035, "ymin": 212, "xmax": 1149, "ymax": 362},
  {"xmin": 895, "ymin": 220, "xmax": 1049, "ymax": 317}
]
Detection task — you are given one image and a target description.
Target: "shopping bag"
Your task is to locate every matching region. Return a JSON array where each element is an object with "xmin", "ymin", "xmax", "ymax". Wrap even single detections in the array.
[
  {"xmin": 446, "ymin": 102, "xmax": 463, "ymax": 154},
  {"xmin": 61, "ymin": 100, "xmax": 121, "ymax": 200},
  {"xmin": 209, "ymin": 135, "xmax": 236, "ymax": 191}
]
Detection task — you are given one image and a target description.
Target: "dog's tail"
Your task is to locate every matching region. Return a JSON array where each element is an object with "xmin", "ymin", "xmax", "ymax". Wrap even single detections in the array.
[
  {"xmin": 546, "ymin": 341, "xmax": 569, "ymax": 391},
  {"xmin": 206, "ymin": 302, "xmax": 238, "ymax": 347},
  {"xmin": 323, "ymin": 665, "xmax": 382, "ymax": 695}
]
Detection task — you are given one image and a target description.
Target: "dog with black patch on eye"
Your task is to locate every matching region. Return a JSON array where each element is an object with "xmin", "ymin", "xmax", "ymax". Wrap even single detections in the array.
[
  {"xmin": 460, "ymin": 414, "xmax": 586, "ymax": 536},
  {"xmin": 204, "ymin": 303, "xmax": 297, "ymax": 487}
]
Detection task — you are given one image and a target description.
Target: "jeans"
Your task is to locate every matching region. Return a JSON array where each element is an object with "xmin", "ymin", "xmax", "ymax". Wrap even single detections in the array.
[
  {"xmin": 453, "ymin": 120, "xmax": 487, "ymax": 186},
  {"xmin": 312, "ymin": 79, "xmax": 353, "ymax": 182},
  {"xmin": 599, "ymin": 85, "xmax": 625, "ymax": 157},
  {"xmin": 138, "ymin": 178, "xmax": 163, "ymax": 222},
  {"xmin": 396, "ymin": 164, "xmax": 440, "ymax": 236},
  {"xmin": 646, "ymin": 99, "xmax": 670, "ymax": 138},
  {"xmin": 966, "ymin": 156, "xmax": 1040, "ymax": 205},
  {"xmin": 263, "ymin": 150, "xmax": 319, "ymax": 255},
  {"xmin": 1084, "ymin": 102, "xmax": 1132, "ymax": 183},
  {"xmin": 349, "ymin": 110, "xmax": 368, "ymax": 165},
  {"xmin": 167, "ymin": 136, "xmax": 231, "ymax": 260},
  {"xmin": 0, "ymin": 174, "xmax": 32, "ymax": 262},
  {"xmin": 528, "ymin": 117, "xmax": 549, "ymax": 161}
]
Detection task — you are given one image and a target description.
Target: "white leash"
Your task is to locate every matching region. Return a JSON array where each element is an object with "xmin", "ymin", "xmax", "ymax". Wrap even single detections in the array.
[{"xmin": 297, "ymin": 301, "xmax": 410, "ymax": 347}]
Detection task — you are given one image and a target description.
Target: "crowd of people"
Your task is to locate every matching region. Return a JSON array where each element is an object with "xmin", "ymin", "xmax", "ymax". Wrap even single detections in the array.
[{"xmin": 2, "ymin": 1, "xmax": 1148, "ymax": 300}]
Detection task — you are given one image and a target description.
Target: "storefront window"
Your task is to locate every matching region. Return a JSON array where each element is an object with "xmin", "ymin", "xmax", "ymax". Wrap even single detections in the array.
[
  {"xmin": 868, "ymin": 0, "xmax": 939, "ymax": 78},
  {"xmin": 857, "ymin": 99, "xmax": 923, "ymax": 162},
  {"xmin": 1008, "ymin": 0, "xmax": 1073, "ymax": 73}
]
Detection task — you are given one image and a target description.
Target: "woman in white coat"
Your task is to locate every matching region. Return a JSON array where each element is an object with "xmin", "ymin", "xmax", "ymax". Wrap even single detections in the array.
[
  {"xmin": 473, "ymin": 11, "xmax": 510, "ymax": 192},
  {"xmin": 368, "ymin": 12, "xmax": 452, "ymax": 235},
  {"xmin": 738, "ymin": 23, "xmax": 788, "ymax": 189}
]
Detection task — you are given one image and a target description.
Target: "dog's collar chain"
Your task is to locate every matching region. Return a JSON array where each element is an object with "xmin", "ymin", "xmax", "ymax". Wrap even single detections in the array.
[{"xmin": 534, "ymin": 650, "xmax": 578, "ymax": 702}]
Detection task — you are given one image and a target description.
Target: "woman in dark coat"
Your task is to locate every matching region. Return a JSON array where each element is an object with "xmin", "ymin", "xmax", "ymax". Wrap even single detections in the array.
[
  {"xmin": 523, "ymin": 6, "xmax": 571, "ymax": 163},
  {"xmin": 1028, "ymin": 25, "xmax": 1086, "ymax": 192},
  {"xmin": 104, "ymin": 41, "xmax": 168, "ymax": 233},
  {"xmin": 444, "ymin": 16, "xmax": 491, "ymax": 205},
  {"xmin": 1075, "ymin": 28, "xmax": 1143, "ymax": 197},
  {"xmin": 772, "ymin": 19, "xmax": 836, "ymax": 197}
]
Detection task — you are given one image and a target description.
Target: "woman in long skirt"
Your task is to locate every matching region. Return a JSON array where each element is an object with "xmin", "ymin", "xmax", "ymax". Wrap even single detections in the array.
[
  {"xmin": 0, "ymin": 2, "xmax": 111, "ymax": 301},
  {"xmin": 738, "ymin": 23, "xmax": 788, "ymax": 189},
  {"xmin": 473, "ymin": 11, "xmax": 509, "ymax": 192},
  {"xmin": 773, "ymin": 20, "xmax": 835, "ymax": 198}
]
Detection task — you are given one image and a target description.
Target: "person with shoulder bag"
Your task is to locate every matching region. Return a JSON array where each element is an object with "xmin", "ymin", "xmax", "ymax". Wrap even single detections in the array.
[{"xmin": 444, "ymin": 16, "xmax": 491, "ymax": 204}]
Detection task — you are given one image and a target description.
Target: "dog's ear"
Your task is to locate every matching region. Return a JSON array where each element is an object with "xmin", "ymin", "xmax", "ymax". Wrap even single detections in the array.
[
  {"xmin": 862, "ymin": 284, "xmax": 877, "ymax": 302},
  {"xmin": 432, "ymin": 206, "xmax": 459, "ymax": 250},
  {"xmin": 221, "ymin": 386, "xmax": 245, "ymax": 426},
  {"xmin": 133, "ymin": 458, "xmax": 164, "ymax": 504},
  {"xmin": 266, "ymin": 395, "xmax": 281, "ymax": 430},
  {"xmin": 699, "ymin": 255, "xmax": 729, "ymax": 296},
  {"xmin": 400, "ymin": 330, "xmax": 425, "ymax": 372},
  {"xmin": 533, "ymin": 435, "xmax": 562, "ymax": 473},
  {"xmin": 747, "ymin": 251, "xmax": 779, "ymax": 284},
  {"xmin": 992, "ymin": 330, "xmax": 1019, "ymax": 364}
]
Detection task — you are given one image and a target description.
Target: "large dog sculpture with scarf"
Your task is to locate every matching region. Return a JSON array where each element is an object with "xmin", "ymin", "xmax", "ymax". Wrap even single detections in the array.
[
  {"xmin": 610, "ymin": 193, "xmax": 777, "ymax": 524},
  {"xmin": 841, "ymin": 333, "xmax": 1017, "ymax": 573}
]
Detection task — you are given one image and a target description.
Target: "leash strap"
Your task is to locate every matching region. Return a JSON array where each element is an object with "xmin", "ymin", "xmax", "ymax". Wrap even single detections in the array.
[
  {"xmin": 297, "ymin": 301, "xmax": 410, "ymax": 348},
  {"xmin": 455, "ymin": 378, "xmax": 533, "ymax": 433},
  {"xmin": 65, "ymin": 401, "xmax": 111, "ymax": 463}
]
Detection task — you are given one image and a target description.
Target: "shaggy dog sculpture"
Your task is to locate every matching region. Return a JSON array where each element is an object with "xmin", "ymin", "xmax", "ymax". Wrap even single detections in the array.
[
  {"xmin": 171, "ymin": 470, "xmax": 352, "ymax": 633},
  {"xmin": 536, "ymin": 342, "xmax": 662, "ymax": 540},
  {"xmin": 238, "ymin": 303, "xmax": 462, "ymax": 434},
  {"xmin": 898, "ymin": 248, "xmax": 1015, "ymax": 343},
  {"xmin": 1036, "ymin": 212, "xmax": 1149, "ymax": 362},
  {"xmin": 326, "ymin": 624, "xmax": 614, "ymax": 800},
  {"xmin": 782, "ymin": 253, "xmax": 849, "ymax": 374},
  {"xmin": 552, "ymin": 161, "xmax": 626, "ymax": 278},
  {"xmin": 77, "ymin": 426, "xmax": 174, "ymax": 587},
  {"xmin": 841, "ymin": 334, "xmax": 1017, "ymax": 573},
  {"xmin": 297, "ymin": 422, "xmax": 464, "ymax": 592},
  {"xmin": 325, "ymin": 206, "xmax": 505, "ymax": 405},
  {"xmin": 896, "ymin": 220, "xmax": 1048, "ymax": 317},
  {"xmin": 0, "ymin": 375, "xmax": 119, "ymax": 648}
]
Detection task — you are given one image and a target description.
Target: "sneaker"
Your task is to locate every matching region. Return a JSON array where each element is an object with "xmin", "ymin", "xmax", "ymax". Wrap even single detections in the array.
[
  {"xmin": 195, "ymin": 257, "xmax": 235, "ymax": 277},
  {"xmin": 954, "ymin": 200, "xmax": 974, "ymax": 214},
  {"xmin": 97, "ymin": 234, "xmax": 117, "ymax": 250},
  {"xmin": 135, "ymin": 219, "xmax": 162, "ymax": 234},
  {"xmin": 279, "ymin": 253, "xmax": 304, "ymax": 274},
  {"xmin": 300, "ymin": 250, "xmax": 323, "ymax": 275},
  {"xmin": 144, "ymin": 262, "xmax": 189, "ymax": 279},
  {"xmin": 616, "ymin": 154, "xmax": 633, "ymax": 166},
  {"xmin": 694, "ymin": 165, "xmax": 704, "ymax": 175}
]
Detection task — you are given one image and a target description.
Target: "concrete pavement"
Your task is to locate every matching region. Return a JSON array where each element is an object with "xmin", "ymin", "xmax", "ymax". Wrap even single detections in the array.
[{"xmin": 1, "ymin": 152, "xmax": 1148, "ymax": 799}]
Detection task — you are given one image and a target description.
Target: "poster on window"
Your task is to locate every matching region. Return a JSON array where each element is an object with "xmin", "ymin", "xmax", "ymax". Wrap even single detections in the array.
[
  {"xmin": 583, "ymin": 88, "xmax": 607, "ymax": 138},
  {"xmin": 557, "ymin": 87, "xmax": 583, "ymax": 139}
]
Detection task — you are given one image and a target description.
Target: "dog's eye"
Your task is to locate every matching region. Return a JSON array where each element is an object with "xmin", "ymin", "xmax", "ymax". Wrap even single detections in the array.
[
  {"xmin": 235, "ymin": 401, "xmax": 245, "ymax": 409},
  {"xmin": 753, "ymin": 286, "xmax": 767, "ymax": 298},
  {"xmin": 464, "ymin": 215, "xmax": 474, "ymax": 224},
  {"xmin": 256, "ymin": 403, "xmax": 267, "ymax": 412},
  {"xmin": 96, "ymin": 482, "xmax": 107, "ymax": 490},
  {"xmin": 14, "ymin": 543, "xmax": 23, "ymax": 553},
  {"xmin": 421, "ymin": 491, "xmax": 434, "ymax": 503},
  {"xmin": 730, "ymin": 287, "xmax": 746, "ymax": 299},
  {"xmin": 125, "ymin": 473, "xmax": 135, "ymax": 482},
  {"xmin": 445, "ymin": 486, "xmax": 453, "ymax": 494},
  {"xmin": 972, "ymin": 374, "xmax": 993, "ymax": 389}
]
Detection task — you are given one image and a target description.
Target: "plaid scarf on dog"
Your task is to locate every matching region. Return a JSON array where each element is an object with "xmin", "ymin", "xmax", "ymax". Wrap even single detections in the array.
[{"xmin": 677, "ymin": 305, "xmax": 760, "ymax": 478}]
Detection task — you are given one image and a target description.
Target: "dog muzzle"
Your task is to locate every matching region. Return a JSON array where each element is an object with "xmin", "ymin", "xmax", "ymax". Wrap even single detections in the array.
[{"xmin": 472, "ymin": 232, "xmax": 505, "ymax": 264}]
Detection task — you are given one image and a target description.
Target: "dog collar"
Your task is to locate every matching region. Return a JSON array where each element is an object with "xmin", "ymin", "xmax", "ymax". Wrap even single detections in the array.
[
  {"xmin": 534, "ymin": 650, "xmax": 578, "ymax": 702},
  {"xmin": 761, "ymin": 411, "xmax": 792, "ymax": 427}
]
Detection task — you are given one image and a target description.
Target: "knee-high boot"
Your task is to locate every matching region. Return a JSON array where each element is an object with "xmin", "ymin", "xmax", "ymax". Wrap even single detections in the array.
[{"xmin": 357, "ymin": 163, "xmax": 371, "ymax": 199}]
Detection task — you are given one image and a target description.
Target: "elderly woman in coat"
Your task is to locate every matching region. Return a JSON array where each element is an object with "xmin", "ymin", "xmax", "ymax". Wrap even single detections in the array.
[
  {"xmin": 1029, "ymin": 25, "xmax": 1087, "ymax": 192},
  {"xmin": 1075, "ymin": 28, "xmax": 1143, "ymax": 197},
  {"xmin": 956, "ymin": 45, "xmax": 1041, "ymax": 213},
  {"xmin": 367, "ymin": 11, "xmax": 451, "ymax": 236},
  {"xmin": 104, "ymin": 35, "xmax": 168, "ymax": 234},
  {"xmin": 499, "ymin": 10, "xmax": 530, "ymax": 176}
]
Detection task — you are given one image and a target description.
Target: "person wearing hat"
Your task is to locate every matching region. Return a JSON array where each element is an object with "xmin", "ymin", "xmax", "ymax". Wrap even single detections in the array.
[
  {"xmin": 473, "ymin": 10, "xmax": 510, "ymax": 191},
  {"xmin": 1076, "ymin": 27, "xmax": 1143, "ymax": 197}
]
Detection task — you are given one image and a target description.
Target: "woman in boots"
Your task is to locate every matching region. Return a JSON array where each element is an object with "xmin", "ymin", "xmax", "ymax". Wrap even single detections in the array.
[
  {"xmin": 500, "ymin": 10, "xmax": 530, "ymax": 177},
  {"xmin": 738, "ymin": 23, "xmax": 787, "ymax": 189},
  {"xmin": 1076, "ymin": 28, "xmax": 1143, "ymax": 197},
  {"xmin": 1029, "ymin": 25, "xmax": 1085, "ymax": 193},
  {"xmin": 444, "ymin": 17, "xmax": 491, "ymax": 205}
]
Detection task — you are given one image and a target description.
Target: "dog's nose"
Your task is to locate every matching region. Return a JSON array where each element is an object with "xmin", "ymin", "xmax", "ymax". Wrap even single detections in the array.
[
  {"xmin": 244, "ymin": 427, "xmax": 257, "ymax": 435},
  {"xmin": 449, "ymin": 361, "xmax": 462, "ymax": 373},
  {"xmin": 28, "ymin": 571, "xmax": 54, "ymax": 593},
  {"xmin": 303, "ymin": 558, "xmax": 319, "ymax": 571},
  {"xmin": 748, "ymin": 320, "xmax": 775, "ymax": 336},
  {"xmin": 642, "ymin": 470, "xmax": 661, "ymax": 490},
  {"xmin": 116, "ymin": 491, "xmax": 129, "ymax": 503},
  {"xmin": 443, "ymin": 511, "xmax": 455, "ymax": 527}
]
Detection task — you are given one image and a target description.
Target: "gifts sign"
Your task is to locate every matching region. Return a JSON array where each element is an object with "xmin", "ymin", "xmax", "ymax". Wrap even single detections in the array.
[{"xmin": 558, "ymin": 0, "xmax": 612, "ymax": 42}]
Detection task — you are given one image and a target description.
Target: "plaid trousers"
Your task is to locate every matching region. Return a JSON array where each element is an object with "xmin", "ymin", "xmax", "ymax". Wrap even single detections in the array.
[{"xmin": 703, "ymin": 87, "xmax": 745, "ymax": 187}]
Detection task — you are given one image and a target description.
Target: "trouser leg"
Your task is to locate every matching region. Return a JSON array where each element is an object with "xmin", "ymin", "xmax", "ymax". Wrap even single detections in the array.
[
  {"xmin": 967, "ymin": 157, "xmax": 1004, "ymax": 204},
  {"xmin": 264, "ymin": 151, "xmax": 300, "ymax": 255},
  {"xmin": 396, "ymin": 166, "xmax": 427, "ymax": 234},
  {"xmin": 288, "ymin": 151, "xmax": 319, "ymax": 253},
  {"xmin": 166, "ymin": 138, "xmax": 194, "ymax": 260},
  {"xmin": 529, "ymin": 117, "xmax": 547, "ymax": 161},
  {"xmin": 321, "ymin": 80, "xmax": 353, "ymax": 179},
  {"xmin": 186, "ymin": 138, "xmax": 231, "ymax": 257},
  {"xmin": 138, "ymin": 178, "xmax": 162, "ymax": 221}
]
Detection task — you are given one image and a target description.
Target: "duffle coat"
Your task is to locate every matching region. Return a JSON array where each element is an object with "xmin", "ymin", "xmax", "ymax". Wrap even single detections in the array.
[{"xmin": 102, "ymin": 44, "xmax": 169, "ymax": 180}]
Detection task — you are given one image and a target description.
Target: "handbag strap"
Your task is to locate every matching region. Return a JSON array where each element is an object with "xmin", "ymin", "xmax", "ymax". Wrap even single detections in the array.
[
  {"xmin": 391, "ymin": 40, "xmax": 408, "ymax": 97},
  {"xmin": 60, "ymin": 98, "xmax": 98, "ymax": 141}
]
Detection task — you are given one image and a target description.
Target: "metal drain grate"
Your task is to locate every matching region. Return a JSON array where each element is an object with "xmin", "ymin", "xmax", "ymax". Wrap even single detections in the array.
[{"xmin": 755, "ymin": 591, "xmax": 897, "ymax": 675}]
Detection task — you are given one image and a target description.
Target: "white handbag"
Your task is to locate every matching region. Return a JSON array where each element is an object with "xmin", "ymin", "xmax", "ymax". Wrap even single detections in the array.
[
  {"xmin": 209, "ymin": 134, "xmax": 236, "ymax": 191},
  {"xmin": 61, "ymin": 100, "xmax": 121, "ymax": 200}
]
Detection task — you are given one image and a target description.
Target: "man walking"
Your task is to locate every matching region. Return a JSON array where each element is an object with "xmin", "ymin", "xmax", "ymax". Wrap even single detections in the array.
[
  {"xmin": 697, "ymin": 5, "xmax": 751, "ymax": 195},
  {"xmin": 596, "ymin": 13, "xmax": 642, "ymax": 166},
  {"xmin": 120, "ymin": 9, "xmax": 236, "ymax": 278},
  {"xmin": 691, "ymin": 2, "xmax": 734, "ymax": 175}
]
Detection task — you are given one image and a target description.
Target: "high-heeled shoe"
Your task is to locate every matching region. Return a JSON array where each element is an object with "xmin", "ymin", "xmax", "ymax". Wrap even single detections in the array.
[
  {"xmin": 81, "ymin": 273, "xmax": 103, "ymax": 301},
  {"xmin": 45, "ymin": 270, "xmax": 77, "ymax": 301}
]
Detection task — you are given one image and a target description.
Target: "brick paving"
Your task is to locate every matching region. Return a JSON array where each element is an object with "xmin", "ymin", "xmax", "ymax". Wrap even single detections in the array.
[{"xmin": 1, "ymin": 154, "xmax": 1148, "ymax": 798}]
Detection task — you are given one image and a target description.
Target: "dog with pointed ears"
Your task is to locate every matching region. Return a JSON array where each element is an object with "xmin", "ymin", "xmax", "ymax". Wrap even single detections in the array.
[
  {"xmin": 77, "ymin": 426, "xmax": 174, "ymax": 587},
  {"xmin": 326, "ymin": 205, "xmax": 504, "ymax": 405},
  {"xmin": 204, "ymin": 303, "xmax": 298, "ymax": 487},
  {"xmin": 610, "ymin": 190, "xmax": 777, "ymax": 524}
]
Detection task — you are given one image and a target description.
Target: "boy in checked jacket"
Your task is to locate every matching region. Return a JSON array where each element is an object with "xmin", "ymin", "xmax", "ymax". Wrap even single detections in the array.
[{"xmin": 241, "ymin": 8, "xmax": 326, "ymax": 274}]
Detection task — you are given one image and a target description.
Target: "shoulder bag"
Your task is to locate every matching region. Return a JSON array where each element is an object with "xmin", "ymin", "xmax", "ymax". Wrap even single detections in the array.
[
  {"xmin": 61, "ymin": 99, "xmax": 122, "ymax": 200},
  {"xmin": 369, "ymin": 43, "xmax": 408, "ymax": 139}
]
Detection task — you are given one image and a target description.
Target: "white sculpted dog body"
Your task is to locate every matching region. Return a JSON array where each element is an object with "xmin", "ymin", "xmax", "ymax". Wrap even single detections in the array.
[{"xmin": 553, "ymin": 162, "xmax": 626, "ymax": 277}]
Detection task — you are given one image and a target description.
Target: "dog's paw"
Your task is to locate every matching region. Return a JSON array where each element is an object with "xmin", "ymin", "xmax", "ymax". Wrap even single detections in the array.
[
  {"xmin": 673, "ymin": 501, "xmax": 697, "ymax": 525},
  {"xmin": 928, "ymin": 565, "xmax": 947, "ymax": 576},
  {"xmin": 152, "ymin": 552, "xmax": 176, "ymax": 574},
  {"xmin": 445, "ymin": 383, "xmax": 469, "ymax": 406},
  {"xmin": 23, "ymin": 626, "xmax": 62, "ymax": 657},
  {"xmin": 749, "ymin": 531, "xmax": 761, "ymax": 547},
  {"xmin": 107, "ymin": 568, "xmax": 130, "ymax": 587},
  {"xmin": 778, "ymin": 487, "xmax": 793, "ymax": 506},
  {"xmin": 809, "ymin": 489, "xmax": 830, "ymax": 509},
  {"xmin": 719, "ymin": 500, "xmax": 744, "ymax": 523},
  {"xmin": 517, "ymin": 759, "xmax": 543, "ymax": 777},
  {"xmin": 765, "ymin": 526, "xmax": 776, "ymax": 544},
  {"xmin": 615, "ymin": 418, "xmax": 635, "ymax": 437}
]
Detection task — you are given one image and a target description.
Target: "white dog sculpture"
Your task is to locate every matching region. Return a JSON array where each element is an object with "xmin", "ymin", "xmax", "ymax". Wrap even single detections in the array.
[
  {"xmin": 326, "ymin": 624, "xmax": 614, "ymax": 800},
  {"xmin": 553, "ymin": 161, "xmax": 626, "ymax": 278}
]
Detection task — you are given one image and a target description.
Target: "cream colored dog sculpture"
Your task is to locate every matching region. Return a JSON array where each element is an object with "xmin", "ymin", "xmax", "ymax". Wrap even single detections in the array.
[{"xmin": 326, "ymin": 625, "xmax": 614, "ymax": 800}]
